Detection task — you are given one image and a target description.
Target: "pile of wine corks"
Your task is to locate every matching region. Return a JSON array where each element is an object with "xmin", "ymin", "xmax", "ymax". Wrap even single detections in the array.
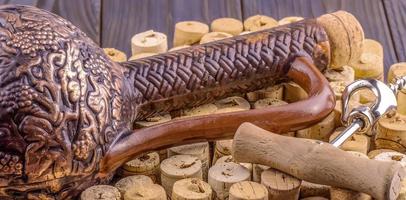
[
  {"xmin": 83, "ymin": 13, "xmax": 406, "ymax": 200},
  {"xmin": 102, "ymin": 14, "xmax": 304, "ymax": 63}
]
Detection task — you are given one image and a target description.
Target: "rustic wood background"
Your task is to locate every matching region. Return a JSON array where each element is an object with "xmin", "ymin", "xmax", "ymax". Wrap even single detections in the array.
[{"xmin": 1, "ymin": 0, "xmax": 405, "ymax": 74}]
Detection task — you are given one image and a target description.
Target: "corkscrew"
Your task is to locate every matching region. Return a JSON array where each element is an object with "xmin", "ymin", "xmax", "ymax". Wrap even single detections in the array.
[{"xmin": 331, "ymin": 76, "xmax": 406, "ymax": 147}]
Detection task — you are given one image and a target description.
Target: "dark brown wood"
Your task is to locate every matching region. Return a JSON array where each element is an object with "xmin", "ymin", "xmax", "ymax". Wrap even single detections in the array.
[
  {"xmin": 52, "ymin": 0, "xmax": 101, "ymax": 45},
  {"xmin": 0, "ymin": 0, "xmax": 101, "ymax": 44},
  {"xmin": 383, "ymin": 0, "xmax": 406, "ymax": 62},
  {"xmin": 100, "ymin": 56, "xmax": 335, "ymax": 177},
  {"xmin": 242, "ymin": 0, "xmax": 398, "ymax": 74},
  {"xmin": 101, "ymin": 0, "xmax": 242, "ymax": 56},
  {"xmin": 0, "ymin": 5, "xmax": 337, "ymax": 198}
]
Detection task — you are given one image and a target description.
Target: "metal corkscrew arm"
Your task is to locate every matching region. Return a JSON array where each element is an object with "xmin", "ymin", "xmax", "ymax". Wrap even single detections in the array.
[{"xmin": 330, "ymin": 76, "xmax": 406, "ymax": 147}]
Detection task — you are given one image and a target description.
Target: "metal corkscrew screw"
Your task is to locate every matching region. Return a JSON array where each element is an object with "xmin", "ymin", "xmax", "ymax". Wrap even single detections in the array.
[{"xmin": 330, "ymin": 77, "xmax": 406, "ymax": 147}]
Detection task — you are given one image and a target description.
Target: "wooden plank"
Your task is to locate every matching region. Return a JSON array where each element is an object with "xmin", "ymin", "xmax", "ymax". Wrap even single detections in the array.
[
  {"xmin": 383, "ymin": 0, "xmax": 405, "ymax": 62},
  {"xmin": 242, "ymin": 0, "xmax": 398, "ymax": 73},
  {"xmin": 52, "ymin": 0, "xmax": 101, "ymax": 44},
  {"xmin": 0, "ymin": 0, "xmax": 101, "ymax": 44},
  {"xmin": 101, "ymin": 0, "xmax": 242, "ymax": 56}
]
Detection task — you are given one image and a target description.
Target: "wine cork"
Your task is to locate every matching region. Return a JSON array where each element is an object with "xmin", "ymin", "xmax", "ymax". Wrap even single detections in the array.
[
  {"xmin": 317, "ymin": 11, "xmax": 364, "ymax": 69},
  {"xmin": 211, "ymin": 18, "xmax": 243, "ymax": 36},
  {"xmin": 347, "ymin": 150, "xmax": 368, "ymax": 157},
  {"xmin": 246, "ymin": 84, "xmax": 284, "ymax": 102},
  {"xmin": 213, "ymin": 139, "xmax": 233, "ymax": 163},
  {"xmin": 278, "ymin": 16, "xmax": 304, "ymax": 25},
  {"xmin": 214, "ymin": 96, "xmax": 251, "ymax": 114},
  {"xmin": 367, "ymin": 149, "xmax": 396, "ymax": 159},
  {"xmin": 329, "ymin": 81, "xmax": 347, "ymax": 100},
  {"xmin": 253, "ymin": 98, "xmax": 294, "ymax": 136},
  {"xmin": 261, "ymin": 168, "xmax": 301, "ymax": 200},
  {"xmin": 229, "ymin": 181, "xmax": 268, "ymax": 200},
  {"xmin": 103, "ymin": 48, "xmax": 127, "ymax": 62},
  {"xmin": 388, "ymin": 62, "xmax": 406, "ymax": 83},
  {"xmin": 388, "ymin": 62, "xmax": 406, "ymax": 115},
  {"xmin": 121, "ymin": 152, "xmax": 160, "ymax": 183},
  {"xmin": 129, "ymin": 52, "xmax": 157, "ymax": 61},
  {"xmin": 296, "ymin": 112, "xmax": 335, "ymax": 142},
  {"xmin": 253, "ymin": 98, "xmax": 287, "ymax": 109},
  {"xmin": 376, "ymin": 113, "xmax": 406, "ymax": 152},
  {"xmin": 358, "ymin": 89, "xmax": 376, "ymax": 105},
  {"xmin": 283, "ymin": 82, "xmax": 308, "ymax": 103},
  {"xmin": 330, "ymin": 187, "xmax": 371, "ymax": 200},
  {"xmin": 158, "ymin": 149, "xmax": 168, "ymax": 163},
  {"xmin": 334, "ymin": 100, "xmax": 343, "ymax": 127},
  {"xmin": 329, "ymin": 127, "xmax": 370, "ymax": 154},
  {"xmin": 81, "ymin": 185, "xmax": 121, "ymax": 200},
  {"xmin": 398, "ymin": 91, "xmax": 406, "ymax": 116},
  {"xmin": 208, "ymin": 162, "xmax": 251, "ymax": 200},
  {"xmin": 173, "ymin": 21, "xmax": 209, "ymax": 47},
  {"xmin": 330, "ymin": 81, "xmax": 360, "ymax": 103},
  {"xmin": 399, "ymin": 179, "xmax": 406, "ymax": 200},
  {"xmin": 133, "ymin": 114, "xmax": 171, "ymax": 162},
  {"xmin": 160, "ymin": 155, "xmax": 203, "ymax": 196},
  {"xmin": 351, "ymin": 39, "xmax": 384, "ymax": 80},
  {"xmin": 134, "ymin": 114, "xmax": 171, "ymax": 129},
  {"xmin": 330, "ymin": 151, "xmax": 371, "ymax": 200},
  {"xmin": 215, "ymin": 155, "xmax": 253, "ymax": 175},
  {"xmin": 212, "ymin": 96, "xmax": 250, "ymax": 164},
  {"xmin": 373, "ymin": 151, "xmax": 406, "ymax": 200},
  {"xmin": 333, "ymin": 100, "xmax": 363, "ymax": 129},
  {"xmin": 299, "ymin": 181, "xmax": 330, "ymax": 198},
  {"xmin": 199, "ymin": 32, "xmax": 233, "ymax": 44},
  {"xmin": 168, "ymin": 142, "xmax": 210, "ymax": 181},
  {"xmin": 124, "ymin": 184, "xmax": 167, "ymax": 200},
  {"xmin": 115, "ymin": 175, "xmax": 154, "ymax": 196},
  {"xmin": 131, "ymin": 30, "xmax": 167, "ymax": 55},
  {"xmin": 373, "ymin": 151, "xmax": 406, "ymax": 168},
  {"xmin": 323, "ymin": 65, "xmax": 355, "ymax": 84},
  {"xmin": 243, "ymin": 15, "xmax": 278, "ymax": 31},
  {"xmin": 300, "ymin": 197, "xmax": 329, "ymax": 200},
  {"xmin": 169, "ymin": 45, "xmax": 191, "ymax": 52},
  {"xmin": 252, "ymin": 164, "xmax": 270, "ymax": 183},
  {"xmin": 363, "ymin": 39, "xmax": 384, "ymax": 57},
  {"xmin": 239, "ymin": 31, "xmax": 252, "ymax": 35},
  {"xmin": 172, "ymin": 178, "xmax": 213, "ymax": 200},
  {"xmin": 177, "ymin": 103, "xmax": 218, "ymax": 118}
]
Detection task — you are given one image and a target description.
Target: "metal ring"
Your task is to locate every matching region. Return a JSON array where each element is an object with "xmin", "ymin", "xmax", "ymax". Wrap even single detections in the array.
[{"xmin": 345, "ymin": 106, "xmax": 373, "ymax": 134}]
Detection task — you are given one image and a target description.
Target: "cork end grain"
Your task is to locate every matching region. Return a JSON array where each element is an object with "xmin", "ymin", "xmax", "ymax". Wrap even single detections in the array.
[
  {"xmin": 317, "ymin": 11, "xmax": 364, "ymax": 69},
  {"xmin": 160, "ymin": 155, "xmax": 202, "ymax": 177},
  {"xmin": 172, "ymin": 178, "xmax": 212, "ymax": 200},
  {"xmin": 244, "ymin": 15, "xmax": 278, "ymax": 31},
  {"xmin": 229, "ymin": 181, "xmax": 268, "ymax": 200},
  {"xmin": 81, "ymin": 185, "xmax": 121, "ymax": 200},
  {"xmin": 387, "ymin": 163, "xmax": 405, "ymax": 200}
]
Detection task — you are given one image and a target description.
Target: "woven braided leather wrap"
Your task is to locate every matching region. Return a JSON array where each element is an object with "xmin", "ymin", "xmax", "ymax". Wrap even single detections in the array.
[{"xmin": 121, "ymin": 20, "xmax": 329, "ymax": 120}]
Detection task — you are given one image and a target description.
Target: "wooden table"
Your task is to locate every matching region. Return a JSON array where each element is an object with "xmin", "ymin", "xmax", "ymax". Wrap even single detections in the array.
[{"xmin": 1, "ymin": 0, "xmax": 405, "ymax": 74}]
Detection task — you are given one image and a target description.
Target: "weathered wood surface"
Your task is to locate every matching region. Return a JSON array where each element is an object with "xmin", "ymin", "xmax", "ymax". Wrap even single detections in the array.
[
  {"xmin": 0, "ymin": 0, "xmax": 101, "ymax": 44},
  {"xmin": 101, "ymin": 0, "xmax": 242, "ymax": 55},
  {"xmin": 0, "ymin": 0, "xmax": 403, "ymax": 73},
  {"xmin": 383, "ymin": 0, "xmax": 406, "ymax": 62}
]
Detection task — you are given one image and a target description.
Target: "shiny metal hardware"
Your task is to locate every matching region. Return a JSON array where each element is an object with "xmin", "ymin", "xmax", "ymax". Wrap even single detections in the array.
[{"xmin": 330, "ymin": 79, "xmax": 399, "ymax": 147}]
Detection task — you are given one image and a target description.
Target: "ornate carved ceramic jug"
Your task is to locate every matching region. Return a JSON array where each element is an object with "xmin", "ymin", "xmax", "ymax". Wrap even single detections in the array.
[{"xmin": 0, "ymin": 5, "xmax": 364, "ymax": 199}]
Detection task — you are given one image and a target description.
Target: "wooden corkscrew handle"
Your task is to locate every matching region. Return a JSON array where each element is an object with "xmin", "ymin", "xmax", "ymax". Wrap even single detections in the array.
[
  {"xmin": 100, "ymin": 56, "xmax": 335, "ymax": 174},
  {"xmin": 232, "ymin": 123, "xmax": 405, "ymax": 200}
]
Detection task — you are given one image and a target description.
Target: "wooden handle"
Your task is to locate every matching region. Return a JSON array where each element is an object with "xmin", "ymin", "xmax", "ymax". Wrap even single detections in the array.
[
  {"xmin": 232, "ymin": 123, "xmax": 405, "ymax": 200},
  {"xmin": 122, "ymin": 19, "xmax": 330, "ymax": 121},
  {"xmin": 99, "ymin": 56, "xmax": 335, "ymax": 175}
]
